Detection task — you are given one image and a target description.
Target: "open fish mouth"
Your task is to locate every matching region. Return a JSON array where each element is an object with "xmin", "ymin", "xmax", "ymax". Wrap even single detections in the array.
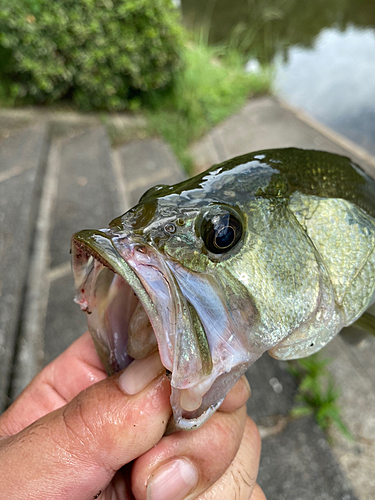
[{"xmin": 72, "ymin": 229, "xmax": 259, "ymax": 430}]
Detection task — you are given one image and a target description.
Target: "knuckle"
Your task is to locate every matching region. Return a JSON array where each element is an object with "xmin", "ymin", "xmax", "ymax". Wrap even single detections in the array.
[{"xmin": 58, "ymin": 382, "xmax": 121, "ymax": 467}]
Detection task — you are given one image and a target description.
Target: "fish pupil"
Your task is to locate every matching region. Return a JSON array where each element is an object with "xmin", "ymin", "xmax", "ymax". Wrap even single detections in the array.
[
  {"xmin": 203, "ymin": 212, "xmax": 242, "ymax": 254},
  {"xmin": 214, "ymin": 225, "xmax": 235, "ymax": 249}
]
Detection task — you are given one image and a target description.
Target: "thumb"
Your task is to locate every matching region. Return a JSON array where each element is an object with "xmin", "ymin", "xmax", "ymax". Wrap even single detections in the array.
[{"xmin": 0, "ymin": 352, "xmax": 171, "ymax": 500}]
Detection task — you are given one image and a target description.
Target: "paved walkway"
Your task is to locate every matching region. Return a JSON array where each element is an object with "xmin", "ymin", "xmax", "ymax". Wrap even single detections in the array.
[{"xmin": 0, "ymin": 97, "xmax": 374, "ymax": 499}]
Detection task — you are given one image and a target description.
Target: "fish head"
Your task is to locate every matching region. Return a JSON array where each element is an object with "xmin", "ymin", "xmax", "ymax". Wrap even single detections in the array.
[
  {"xmin": 71, "ymin": 151, "xmax": 341, "ymax": 430},
  {"xmin": 72, "ymin": 197, "xmax": 261, "ymax": 429}
]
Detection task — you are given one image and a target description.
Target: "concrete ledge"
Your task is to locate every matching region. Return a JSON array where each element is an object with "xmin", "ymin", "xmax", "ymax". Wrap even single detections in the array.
[
  {"xmin": 115, "ymin": 138, "xmax": 186, "ymax": 207},
  {"xmin": 0, "ymin": 125, "xmax": 49, "ymax": 411},
  {"xmin": 190, "ymin": 96, "xmax": 375, "ymax": 181},
  {"xmin": 259, "ymin": 416, "xmax": 357, "ymax": 500}
]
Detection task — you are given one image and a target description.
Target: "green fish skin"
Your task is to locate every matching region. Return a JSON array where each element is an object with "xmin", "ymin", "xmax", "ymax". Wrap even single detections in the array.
[{"xmin": 71, "ymin": 148, "xmax": 375, "ymax": 430}]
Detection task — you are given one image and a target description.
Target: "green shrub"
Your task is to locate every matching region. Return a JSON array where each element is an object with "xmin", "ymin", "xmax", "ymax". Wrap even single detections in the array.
[{"xmin": 0, "ymin": 0, "xmax": 183, "ymax": 110}]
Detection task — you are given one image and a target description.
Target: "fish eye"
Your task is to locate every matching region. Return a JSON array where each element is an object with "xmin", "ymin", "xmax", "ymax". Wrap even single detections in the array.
[{"xmin": 201, "ymin": 209, "xmax": 242, "ymax": 254}]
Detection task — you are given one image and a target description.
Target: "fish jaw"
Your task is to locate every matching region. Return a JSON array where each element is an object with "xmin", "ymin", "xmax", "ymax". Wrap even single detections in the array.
[
  {"xmin": 164, "ymin": 260, "xmax": 262, "ymax": 429},
  {"xmin": 71, "ymin": 229, "xmax": 263, "ymax": 430}
]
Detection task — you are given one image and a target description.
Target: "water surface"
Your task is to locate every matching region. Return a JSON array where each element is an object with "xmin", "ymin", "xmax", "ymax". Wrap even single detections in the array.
[
  {"xmin": 181, "ymin": 0, "xmax": 375, "ymax": 155},
  {"xmin": 276, "ymin": 27, "xmax": 375, "ymax": 156}
]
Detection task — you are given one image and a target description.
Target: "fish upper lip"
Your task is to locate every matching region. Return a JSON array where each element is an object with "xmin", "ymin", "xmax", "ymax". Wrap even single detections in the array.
[{"xmin": 72, "ymin": 229, "xmax": 177, "ymax": 372}]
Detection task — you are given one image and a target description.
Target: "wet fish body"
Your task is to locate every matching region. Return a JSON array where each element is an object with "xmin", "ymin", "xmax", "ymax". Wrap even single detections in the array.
[{"xmin": 72, "ymin": 148, "xmax": 375, "ymax": 430}]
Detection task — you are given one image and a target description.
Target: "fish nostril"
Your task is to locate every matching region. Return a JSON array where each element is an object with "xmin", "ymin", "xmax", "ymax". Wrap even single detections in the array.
[{"xmin": 164, "ymin": 222, "xmax": 176, "ymax": 234}]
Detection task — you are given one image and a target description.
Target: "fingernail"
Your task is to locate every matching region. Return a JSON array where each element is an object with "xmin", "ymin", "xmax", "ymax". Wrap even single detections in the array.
[
  {"xmin": 119, "ymin": 351, "xmax": 164, "ymax": 395},
  {"xmin": 147, "ymin": 458, "xmax": 199, "ymax": 500}
]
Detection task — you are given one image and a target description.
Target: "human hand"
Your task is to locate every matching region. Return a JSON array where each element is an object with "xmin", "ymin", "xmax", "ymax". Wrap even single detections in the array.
[{"xmin": 0, "ymin": 331, "xmax": 265, "ymax": 500}]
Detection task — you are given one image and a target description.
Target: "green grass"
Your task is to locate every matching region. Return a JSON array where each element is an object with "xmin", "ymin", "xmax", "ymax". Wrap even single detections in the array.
[
  {"xmin": 288, "ymin": 354, "xmax": 352, "ymax": 439},
  {"xmin": 146, "ymin": 39, "xmax": 272, "ymax": 173}
]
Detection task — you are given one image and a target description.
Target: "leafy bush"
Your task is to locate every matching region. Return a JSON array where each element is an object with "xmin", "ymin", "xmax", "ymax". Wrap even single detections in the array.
[{"xmin": 0, "ymin": 0, "xmax": 183, "ymax": 110}]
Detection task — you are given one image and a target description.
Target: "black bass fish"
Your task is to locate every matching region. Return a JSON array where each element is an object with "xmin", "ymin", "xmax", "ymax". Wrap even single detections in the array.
[{"xmin": 71, "ymin": 148, "xmax": 375, "ymax": 430}]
